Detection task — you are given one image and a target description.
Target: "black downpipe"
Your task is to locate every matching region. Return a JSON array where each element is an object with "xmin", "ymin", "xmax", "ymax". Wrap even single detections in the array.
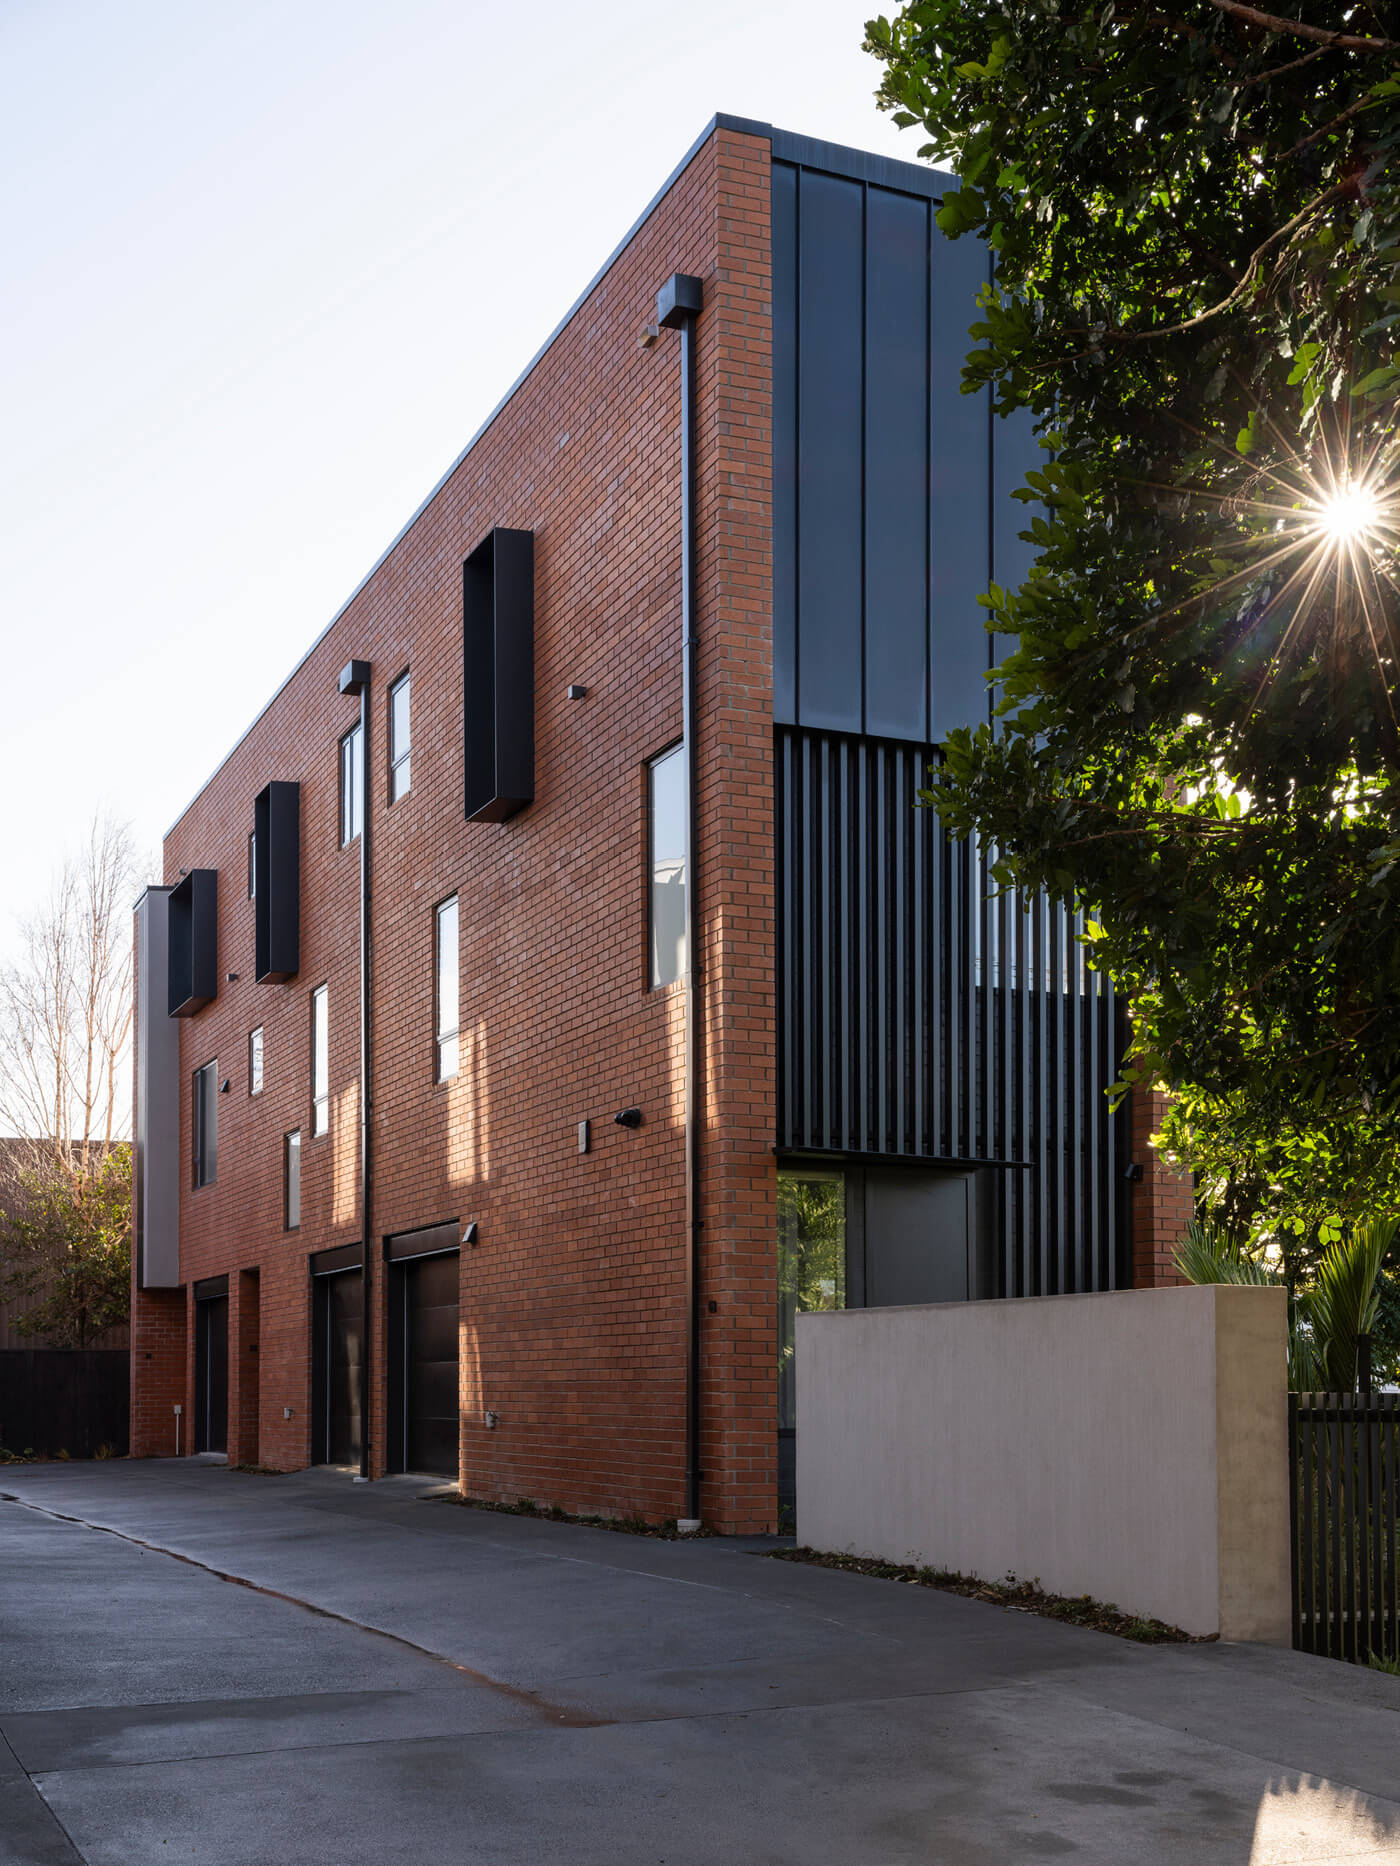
[
  {"xmin": 657, "ymin": 273, "xmax": 704, "ymax": 1524},
  {"xmin": 358, "ymin": 677, "xmax": 373, "ymax": 1483}
]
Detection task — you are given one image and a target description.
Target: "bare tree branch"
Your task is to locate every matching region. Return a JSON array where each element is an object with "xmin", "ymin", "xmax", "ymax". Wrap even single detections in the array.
[
  {"xmin": 0, "ymin": 814, "xmax": 148, "ymax": 1176},
  {"xmin": 1206, "ymin": 0, "xmax": 1400, "ymax": 52}
]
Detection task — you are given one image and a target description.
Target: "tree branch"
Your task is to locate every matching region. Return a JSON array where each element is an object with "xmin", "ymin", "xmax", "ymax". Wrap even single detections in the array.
[{"xmin": 1206, "ymin": 0, "xmax": 1399, "ymax": 53}]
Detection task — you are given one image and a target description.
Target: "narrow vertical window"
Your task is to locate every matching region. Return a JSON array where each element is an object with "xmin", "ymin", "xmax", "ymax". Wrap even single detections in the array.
[
  {"xmin": 648, "ymin": 745, "xmax": 687, "ymax": 988},
  {"xmin": 339, "ymin": 722, "xmax": 363, "ymax": 846},
  {"xmin": 192, "ymin": 1059, "xmax": 218, "ymax": 1188},
  {"xmin": 310, "ymin": 984, "xmax": 329, "ymax": 1136},
  {"xmin": 284, "ymin": 1130, "xmax": 301, "ymax": 1230},
  {"xmin": 435, "ymin": 895, "xmax": 459, "ymax": 1082},
  {"xmin": 249, "ymin": 1026, "xmax": 264, "ymax": 1097},
  {"xmin": 389, "ymin": 672, "xmax": 411, "ymax": 801},
  {"xmin": 248, "ymin": 831, "xmax": 257, "ymax": 899}
]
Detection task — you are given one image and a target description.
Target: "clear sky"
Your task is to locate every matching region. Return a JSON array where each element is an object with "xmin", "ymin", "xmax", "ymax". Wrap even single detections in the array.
[{"xmin": 0, "ymin": 0, "xmax": 916, "ymax": 959}]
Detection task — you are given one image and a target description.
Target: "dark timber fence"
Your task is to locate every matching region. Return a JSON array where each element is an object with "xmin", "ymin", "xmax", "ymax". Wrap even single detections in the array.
[
  {"xmin": 0, "ymin": 1350, "xmax": 129, "ymax": 1459},
  {"xmin": 1289, "ymin": 1391, "xmax": 1400, "ymax": 1663}
]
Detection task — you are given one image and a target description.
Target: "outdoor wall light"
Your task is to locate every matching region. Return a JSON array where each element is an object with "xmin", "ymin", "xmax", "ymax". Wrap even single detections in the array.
[
  {"xmin": 226, "ymin": 971, "xmax": 239, "ymax": 983},
  {"xmin": 219, "ymin": 1078, "xmax": 231, "ymax": 1095},
  {"xmin": 462, "ymin": 1221, "xmax": 479, "ymax": 1246},
  {"xmin": 1123, "ymin": 1161, "xmax": 1144, "ymax": 1183},
  {"xmin": 614, "ymin": 1106, "xmax": 642, "ymax": 1130},
  {"xmin": 567, "ymin": 684, "xmax": 587, "ymax": 700}
]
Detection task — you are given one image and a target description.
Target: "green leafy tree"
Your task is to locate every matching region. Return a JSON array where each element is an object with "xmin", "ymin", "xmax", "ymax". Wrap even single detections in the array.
[
  {"xmin": 1177, "ymin": 1213, "xmax": 1396, "ymax": 1386},
  {"xmin": 865, "ymin": 3, "xmax": 1400, "ymax": 1244},
  {"xmin": 0, "ymin": 1144, "xmax": 131, "ymax": 1349}
]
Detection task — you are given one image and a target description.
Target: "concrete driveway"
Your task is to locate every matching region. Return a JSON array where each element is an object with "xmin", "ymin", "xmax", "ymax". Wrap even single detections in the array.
[{"xmin": 2, "ymin": 1462, "xmax": 1399, "ymax": 1865}]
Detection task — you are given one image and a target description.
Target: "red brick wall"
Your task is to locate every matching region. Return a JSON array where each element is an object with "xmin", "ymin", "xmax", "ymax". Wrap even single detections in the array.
[
  {"xmin": 1130, "ymin": 1086, "xmax": 1194, "ymax": 1288},
  {"xmin": 136, "ymin": 127, "xmax": 778, "ymax": 1529},
  {"xmin": 130, "ymin": 1286, "xmax": 186, "ymax": 1457}
]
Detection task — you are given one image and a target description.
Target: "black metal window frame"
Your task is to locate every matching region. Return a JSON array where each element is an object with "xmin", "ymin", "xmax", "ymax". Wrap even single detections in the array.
[
  {"xmin": 339, "ymin": 721, "xmax": 363, "ymax": 848},
  {"xmin": 646, "ymin": 740, "xmax": 686, "ymax": 992},
  {"xmin": 192, "ymin": 1058, "xmax": 217, "ymax": 1189},
  {"xmin": 434, "ymin": 894, "xmax": 459, "ymax": 1083},
  {"xmin": 284, "ymin": 1128, "xmax": 301, "ymax": 1231},
  {"xmin": 388, "ymin": 669, "xmax": 411, "ymax": 804},
  {"xmin": 249, "ymin": 1025, "xmax": 264, "ymax": 1098},
  {"xmin": 310, "ymin": 982, "xmax": 329, "ymax": 1138}
]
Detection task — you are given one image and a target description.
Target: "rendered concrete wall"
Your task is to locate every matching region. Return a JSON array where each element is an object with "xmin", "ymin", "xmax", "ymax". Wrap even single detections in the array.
[
  {"xmin": 133, "ymin": 887, "xmax": 180, "ymax": 1289},
  {"xmin": 796, "ymin": 1284, "xmax": 1291, "ymax": 1642}
]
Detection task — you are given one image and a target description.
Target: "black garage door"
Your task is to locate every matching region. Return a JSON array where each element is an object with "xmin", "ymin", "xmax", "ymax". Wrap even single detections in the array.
[
  {"xmin": 312, "ymin": 1268, "xmax": 362, "ymax": 1467},
  {"xmin": 390, "ymin": 1249, "xmax": 459, "ymax": 1477},
  {"xmin": 194, "ymin": 1284, "xmax": 228, "ymax": 1455}
]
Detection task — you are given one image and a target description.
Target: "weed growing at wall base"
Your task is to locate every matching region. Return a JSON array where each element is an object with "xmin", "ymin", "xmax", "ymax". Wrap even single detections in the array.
[{"xmin": 767, "ymin": 1548, "xmax": 1206, "ymax": 1644}]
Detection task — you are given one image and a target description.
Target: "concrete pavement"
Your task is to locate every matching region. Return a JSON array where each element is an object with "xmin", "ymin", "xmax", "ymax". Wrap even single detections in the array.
[{"xmin": 2, "ymin": 1460, "xmax": 1398, "ymax": 1863}]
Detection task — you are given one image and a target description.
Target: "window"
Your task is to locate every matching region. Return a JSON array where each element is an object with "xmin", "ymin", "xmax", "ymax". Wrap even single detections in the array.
[
  {"xmin": 339, "ymin": 722, "xmax": 363, "ymax": 846},
  {"xmin": 389, "ymin": 672, "xmax": 411, "ymax": 801},
  {"xmin": 249, "ymin": 1026, "xmax": 264, "ymax": 1097},
  {"xmin": 777, "ymin": 1170, "xmax": 847, "ymax": 1431},
  {"xmin": 435, "ymin": 895, "xmax": 459, "ymax": 1082},
  {"xmin": 648, "ymin": 745, "xmax": 686, "ymax": 988},
  {"xmin": 310, "ymin": 984, "xmax": 329, "ymax": 1136},
  {"xmin": 248, "ymin": 831, "xmax": 257, "ymax": 899},
  {"xmin": 284, "ymin": 1130, "xmax": 301, "ymax": 1230},
  {"xmin": 192, "ymin": 1060, "xmax": 218, "ymax": 1188}
]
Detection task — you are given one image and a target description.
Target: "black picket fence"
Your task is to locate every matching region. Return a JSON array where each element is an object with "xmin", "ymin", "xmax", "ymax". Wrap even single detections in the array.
[
  {"xmin": 1289, "ymin": 1390, "xmax": 1400, "ymax": 1663},
  {"xmin": 0, "ymin": 1349, "xmax": 129, "ymax": 1460}
]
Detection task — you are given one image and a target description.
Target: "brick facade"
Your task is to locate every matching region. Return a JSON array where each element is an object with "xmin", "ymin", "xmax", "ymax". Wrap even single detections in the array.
[
  {"xmin": 1130, "ymin": 1086, "xmax": 1195, "ymax": 1288},
  {"xmin": 133, "ymin": 126, "xmax": 778, "ymax": 1531}
]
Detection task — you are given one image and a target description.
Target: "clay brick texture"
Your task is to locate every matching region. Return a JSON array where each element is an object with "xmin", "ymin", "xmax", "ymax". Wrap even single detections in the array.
[
  {"xmin": 132, "ymin": 127, "xmax": 778, "ymax": 1531},
  {"xmin": 1130, "ymin": 1085, "xmax": 1195, "ymax": 1288}
]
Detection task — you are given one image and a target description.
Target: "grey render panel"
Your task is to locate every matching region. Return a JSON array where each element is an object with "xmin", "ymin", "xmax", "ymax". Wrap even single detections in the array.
[
  {"xmin": 135, "ymin": 887, "xmax": 181, "ymax": 1289},
  {"xmin": 774, "ymin": 153, "xmax": 1033, "ymax": 744}
]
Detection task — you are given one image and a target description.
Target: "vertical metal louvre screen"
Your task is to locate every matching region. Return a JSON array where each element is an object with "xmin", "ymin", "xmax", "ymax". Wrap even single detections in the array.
[
  {"xmin": 1290, "ymin": 1391, "xmax": 1400, "ymax": 1664},
  {"xmin": 776, "ymin": 725, "xmax": 1127, "ymax": 1296}
]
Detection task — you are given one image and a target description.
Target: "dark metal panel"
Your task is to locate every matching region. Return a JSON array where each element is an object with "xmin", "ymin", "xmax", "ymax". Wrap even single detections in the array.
[
  {"xmin": 310, "ymin": 1243, "xmax": 363, "ymax": 1277},
  {"xmin": 254, "ymin": 781, "xmax": 300, "ymax": 983},
  {"xmin": 772, "ymin": 162, "xmax": 798, "ymax": 727},
  {"xmin": 385, "ymin": 1219, "xmax": 461, "ymax": 1263},
  {"xmin": 992, "ymin": 402, "xmax": 1041, "ymax": 675},
  {"xmin": 192, "ymin": 1274, "xmax": 228, "ymax": 1301},
  {"xmin": 194, "ymin": 1292, "xmax": 228, "ymax": 1455},
  {"xmin": 167, "ymin": 869, "xmax": 217, "ymax": 1018},
  {"xmin": 769, "ymin": 131, "xmax": 948, "ymax": 199},
  {"xmin": 864, "ymin": 188, "xmax": 930, "ymax": 742},
  {"xmin": 795, "ymin": 170, "xmax": 864, "ymax": 733},
  {"xmin": 928, "ymin": 235, "xmax": 993, "ymax": 742},
  {"xmin": 776, "ymin": 725, "xmax": 1125, "ymax": 1296},
  {"xmin": 463, "ymin": 527, "xmax": 535, "ymax": 823}
]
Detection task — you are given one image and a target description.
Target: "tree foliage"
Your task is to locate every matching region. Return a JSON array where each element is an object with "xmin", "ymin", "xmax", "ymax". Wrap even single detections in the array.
[
  {"xmin": 0, "ymin": 1143, "xmax": 131, "ymax": 1349},
  {"xmin": 865, "ymin": 0, "xmax": 1400, "ymax": 1237},
  {"xmin": 1176, "ymin": 1212, "xmax": 1396, "ymax": 1385}
]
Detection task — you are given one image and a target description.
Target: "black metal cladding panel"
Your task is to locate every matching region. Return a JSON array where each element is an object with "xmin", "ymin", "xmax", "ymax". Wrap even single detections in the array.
[
  {"xmin": 463, "ymin": 527, "xmax": 535, "ymax": 823},
  {"xmin": 167, "ymin": 868, "xmax": 218, "ymax": 1017},
  {"xmin": 776, "ymin": 727, "xmax": 1127, "ymax": 1297},
  {"xmin": 772, "ymin": 158, "xmax": 1005, "ymax": 745},
  {"xmin": 253, "ymin": 781, "xmax": 300, "ymax": 983}
]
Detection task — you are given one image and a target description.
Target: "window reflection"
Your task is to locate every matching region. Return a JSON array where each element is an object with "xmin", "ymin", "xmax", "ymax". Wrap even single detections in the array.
[
  {"xmin": 777, "ymin": 1170, "xmax": 846, "ymax": 1430},
  {"xmin": 648, "ymin": 745, "xmax": 686, "ymax": 988}
]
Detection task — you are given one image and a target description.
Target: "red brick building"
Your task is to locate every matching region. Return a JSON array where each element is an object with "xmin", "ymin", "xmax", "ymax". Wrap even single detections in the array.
[{"xmin": 131, "ymin": 118, "xmax": 1190, "ymax": 1532}]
